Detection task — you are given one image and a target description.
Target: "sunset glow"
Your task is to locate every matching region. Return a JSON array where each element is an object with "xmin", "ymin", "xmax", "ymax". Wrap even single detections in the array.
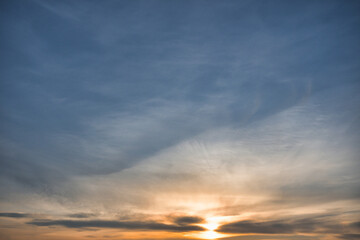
[
  {"xmin": 199, "ymin": 230, "xmax": 223, "ymax": 240},
  {"xmin": 195, "ymin": 218, "xmax": 226, "ymax": 240},
  {"xmin": 202, "ymin": 222, "xmax": 219, "ymax": 232}
]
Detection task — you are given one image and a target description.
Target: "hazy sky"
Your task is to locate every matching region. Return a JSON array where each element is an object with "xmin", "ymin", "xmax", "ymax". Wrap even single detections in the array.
[{"xmin": 0, "ymin": 0, "xmax": 359, "ymax": 240}]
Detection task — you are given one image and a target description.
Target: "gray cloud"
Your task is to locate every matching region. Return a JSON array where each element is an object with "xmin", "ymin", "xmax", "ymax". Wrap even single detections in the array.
[
  {"xmin": 2, "ymin": 0, "xmax": 359, "ymax": 180},
  {"xmin": 339, "ymin": 234, "xmax": 360, "ymax": 240},
  {"xmin": 67, "ymin": 213, "xmax": 97, "ymax": 219},
  {"xmin": 221, "ymin": 235, "xmax": 319, "ymax": 240},
  {"xmin": 217, "ymin": 215, "xmax": 354, "ymax": 234},
  {"xmin": 0, "ymin": 212, "xmax": 30, "ymax": 218},
  {"xmin": 218, "ymin": 220, "xmax": 295, "ymax": 234},
  {"xmin": 28, "ymin": 219, "xmax": 205, "ymax": 232},
  {"xmin": 349, "ymin": 222, "xmax": 360, "ymax": 230},
  {"xmin": 173, "ymin": 216, "xmax": 204, "ymax": 225}
]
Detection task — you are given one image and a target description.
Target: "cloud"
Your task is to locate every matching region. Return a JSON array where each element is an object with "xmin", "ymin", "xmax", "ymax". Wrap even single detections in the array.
[
  {"xmin": 349, "ymin": 222, "xmax": 360, "ymax": 230},
  {"xmin": 67, "ymin": 213, "xmax": 97, "ymax": 219},
  {"xmin": 173, "ymin": 216, "xmax": 204, "ymax": 225},
  {"xmin": 28, "ymin": 219, "xmax": 206, "ymax": 232},
  {"xmin": 339, "ymin": 234, "xmax": 360, "ymax": 240},
  {"xmin": 0, "ymin": 212, "xmax": 30, "ymax": 218},
  {"xmin": 221, "ymin": 235, "xmax": 319, "ymax": 240},
  {"xmin": 217, "ymin": 220, "xmax": 295, "ymax": 234},
  {"xmin": 216, "ymin": 214, "xmax": 355, "ymax": 234}
]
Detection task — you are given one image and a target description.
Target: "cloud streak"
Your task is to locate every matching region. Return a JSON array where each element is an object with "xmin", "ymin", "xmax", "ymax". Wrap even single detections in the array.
[
  {"xmin": 0, "ymin": 212, "xmax": 30, "ymax": 218},
  {"xmin": 216, "ymin": 214, "xmax": 357, "ymax": 235},
  {"xmin": 28, "ymin": 219, "xmax": 205, "ymax": 232}
]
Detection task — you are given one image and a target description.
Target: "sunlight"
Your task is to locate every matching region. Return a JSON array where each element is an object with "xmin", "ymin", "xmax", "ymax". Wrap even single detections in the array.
[
  {"xmin": 195, "ymin": 217, "xmax": 226, "ymax": 239},
  {"xmin": 186, "ymin": 216, "xmax": 235, "ymax": 239},
  {"xmin": 200, "ymin": 230, "xmax": 223, "ymax": 240},
  {"xmin": 201, "ymin": 222, "xmax": 219, "ymax": 231}
]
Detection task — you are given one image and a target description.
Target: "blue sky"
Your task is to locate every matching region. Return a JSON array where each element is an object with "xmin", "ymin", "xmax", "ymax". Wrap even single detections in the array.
[{"xmin": 0, "ymin": 1, "xmax": 359, "ymax": 240}]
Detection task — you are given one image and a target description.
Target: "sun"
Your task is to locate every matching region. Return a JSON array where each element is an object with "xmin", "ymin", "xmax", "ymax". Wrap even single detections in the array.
[
  {"xmin": 196, "ymin": 218, "xmax": 225, "ymax": 240},
  {"xmin": 186, "ymin": 216, "xmax": 231, "ymax": 240},
  {"xmin": 201, "ymin": 222, "xmax": 219, "ymax": 231}
]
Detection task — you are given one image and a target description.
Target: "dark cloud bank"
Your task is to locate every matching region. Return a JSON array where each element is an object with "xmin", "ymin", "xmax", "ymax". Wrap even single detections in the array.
[
  {"xmin": 0, "ymin": 212, "xmax": 205, "ymax": 232},
  {"xmin": 28, "ymin": 219, "xmax": 205, "ymax": 232},
  {"xmin": 173, "ymin": 216, "xmax": 204, "ymax": 225},
  {"xmin": 217, "ymin": 217, "xmax": 360, "ymax": 235},
  {"xmin": 3, "ymin": 211, "xmax": 359, "ymax": 238},
  {"xmin": 0, "ymin": 212, "xmax": 30, "ymax": 218}
]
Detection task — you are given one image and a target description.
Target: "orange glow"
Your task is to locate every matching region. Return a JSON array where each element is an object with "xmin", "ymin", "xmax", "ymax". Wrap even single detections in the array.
[
  {"xmin": 199, "ymin": 230, "xmax": 223, "ymax": 240},
  {"xmin": 199, "ymin": 220, "xmax": 220, "ymax": 239},
  {"xmin": 201, "ymin": 222, "xmax": 219, "ymax": 231},
  {"xmin": 187, "ymin": 217, "xmax": 230, "ymax": 240}
]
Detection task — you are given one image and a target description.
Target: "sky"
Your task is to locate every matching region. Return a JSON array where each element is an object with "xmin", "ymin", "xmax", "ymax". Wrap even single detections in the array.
[{"xmin": 0, "ymin": 0, "xmax": 359, "ymax": 240}]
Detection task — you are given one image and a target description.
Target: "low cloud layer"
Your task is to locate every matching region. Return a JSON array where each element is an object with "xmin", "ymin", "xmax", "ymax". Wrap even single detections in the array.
[
  {"xmin": 340, "ymin": 234, "xmax": 360, "ymax": 240},
  {"xmin": 28, "ymin": 219, "xmax": 205, "ymax": 232},
  {"xmin": 66, "ymin": 213, "xmax": 97, "ymax": 219},
  {"xmin": 217, "ymin": 215, "xmax": 359, "ymax": 235},
  {"xmin": 173, "ymin": 216, "xmax": 204, "ymax": 225},
  {"xmin": 0, "ymin": 212, "xmax": 30, "ymax": 218}
]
